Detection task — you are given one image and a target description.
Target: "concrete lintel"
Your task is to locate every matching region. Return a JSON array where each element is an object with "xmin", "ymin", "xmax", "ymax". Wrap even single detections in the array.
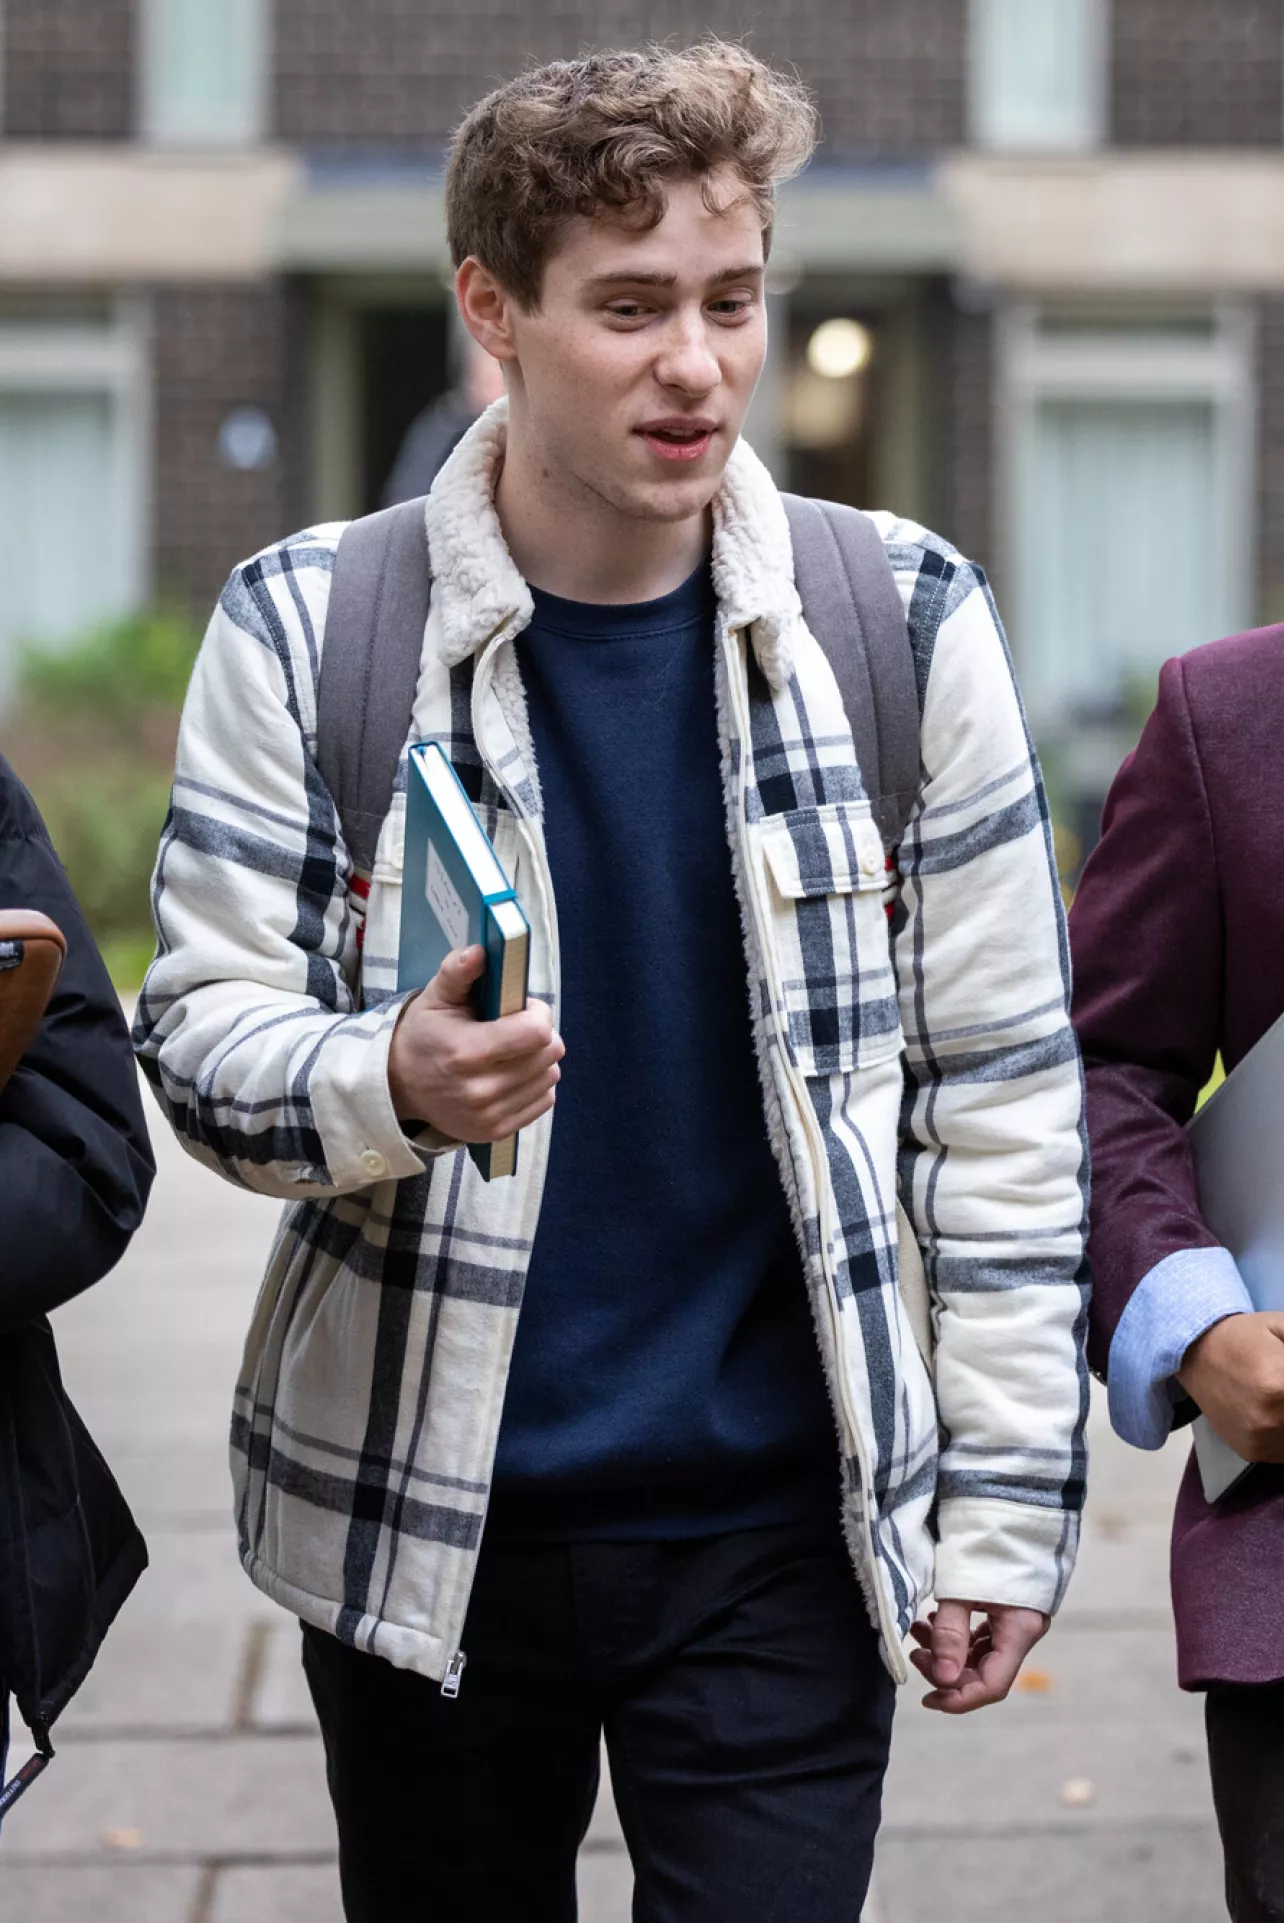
[
  {"xmin": 0, "ymin": 146, "xmax": 301, "ymax": 282},
  {"xmin": 277, "ymin": 167, "xmax": 959, "ymax": 277},
  {"xmin": 773, "ymin": 174, "xmax": 961, "ymax": 274},
  {"xmin": 8, "ymin": 146, "xmax": 1283, "ymax": 296},
  {"xmin": 277, "ymin": 180, "xmax": 450, "ymax": 273},
  {"xmin": 943, "ymin": 151, "xmax": 1284, "ymax": 292}
]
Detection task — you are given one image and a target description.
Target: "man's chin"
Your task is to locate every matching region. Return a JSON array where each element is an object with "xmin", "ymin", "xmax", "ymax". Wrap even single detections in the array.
[{"xmin": 608, "ymin": 466, "xmax": 726, "ymax": 525}]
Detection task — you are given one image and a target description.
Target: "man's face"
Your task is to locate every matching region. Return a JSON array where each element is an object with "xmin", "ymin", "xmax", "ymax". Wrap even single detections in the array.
[{"xmin": 500, "ymin": 170, "xmax": 768, "ymax": 526}]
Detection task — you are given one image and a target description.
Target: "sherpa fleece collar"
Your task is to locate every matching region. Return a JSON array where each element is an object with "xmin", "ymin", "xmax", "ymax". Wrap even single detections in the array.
[{"xmin": 421, "ymin": 395, "xmax": 803, "ymax": 690}]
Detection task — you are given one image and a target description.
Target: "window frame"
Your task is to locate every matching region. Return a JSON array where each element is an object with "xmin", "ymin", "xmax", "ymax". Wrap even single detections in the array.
[
  {"xmin": 138, "ymin": 0, "xmax": 270, "ymax": 150},
  {"xmin": 0, "ymin": 298, "xmax": 151, "ymax": 705},
  {"xmin": 968, "ymin": 0, "xmax": 1110, "ymax": 155},
  {"xmin": 996, "ymin": 298, "xmax": 1257, "ymax": 735}
]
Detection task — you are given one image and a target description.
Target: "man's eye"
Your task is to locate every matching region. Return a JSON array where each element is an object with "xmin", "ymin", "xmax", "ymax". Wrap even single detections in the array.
[
  {"xmin": 607, "ymin": 303, "xmax": 649, "ymax": 320},
  {"xmin": 709, "ymin": 298, "xmax": 753, "ymax": 318}
]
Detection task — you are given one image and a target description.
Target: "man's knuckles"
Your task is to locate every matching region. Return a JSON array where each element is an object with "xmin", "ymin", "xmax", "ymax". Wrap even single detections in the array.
[{"xmin": 1237, "ymin": 1401, "xmax": 1284, "ymax": 1460}]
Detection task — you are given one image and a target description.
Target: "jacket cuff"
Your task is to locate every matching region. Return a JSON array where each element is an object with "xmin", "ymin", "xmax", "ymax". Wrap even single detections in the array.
[
  {"xmin": 403, "ymin": 1121, "xmax": 465, "ymax": 1158},
  {"xmin": 933, "ymin": 1497, "xmax": 1081, "ymax": 1616},
  {"xmin": 1107, "ymin": 1246, "xmax": 1252, "ymax": 1451},
  {"xmin": 307, "ymin": 999, "xmax": 445, "ymax": 1189}
]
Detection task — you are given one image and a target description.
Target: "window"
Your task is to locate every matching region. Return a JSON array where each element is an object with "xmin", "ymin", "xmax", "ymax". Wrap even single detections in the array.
[
  {"xmin": 0, "ymin": 309, "xmax": 148, "ymax": 710},
  {"xmin": 969, "ymin": 0, "xmax": 1106, "ymax": 152},
  {"xmin": 1001, "ymin": 306, "xmax": 1254, "ymax": 735},
  {"xmin": 140, "ymin": 0, "xmax": 268, "ymax": 147}
]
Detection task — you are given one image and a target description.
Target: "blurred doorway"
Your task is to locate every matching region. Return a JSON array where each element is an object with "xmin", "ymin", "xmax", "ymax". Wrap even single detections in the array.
[
  {"xmin": 782, "ymin": 280, "xmax": 930, "ymax": 524},
  {"xmin": 309, "ymin": 278, "xmax": 453, "ymax": 523},
  {"xmin": 360, "ymin": 304, "xmax": 452, "ymax": 512}
]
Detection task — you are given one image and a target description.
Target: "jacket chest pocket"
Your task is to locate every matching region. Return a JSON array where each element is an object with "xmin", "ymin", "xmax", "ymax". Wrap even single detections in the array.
[{"xmin": 755, "ymin": 799, "xmax": 902, "ymax": 1078}]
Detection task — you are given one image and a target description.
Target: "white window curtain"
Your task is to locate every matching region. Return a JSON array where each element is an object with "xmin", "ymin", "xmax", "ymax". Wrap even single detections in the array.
[
  {"xmin": 1016, "ymin": 398, "xmax": 1223, "ymax": 717},
  {"xmin": 970, "ymin": 0, "xmax": 1105, "ymax": 151},
  {"xmin": 141, "ymin": 0, "xmax": 267, "ymax": 147},
  {"xmin": 0, "ymin": 393, "xmax": 134, "ymax": 708}
]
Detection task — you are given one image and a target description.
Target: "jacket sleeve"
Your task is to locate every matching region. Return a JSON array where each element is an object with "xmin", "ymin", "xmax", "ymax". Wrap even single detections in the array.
[
  {"xmin": 1068, "ymin": 655, "xmax": 1243, "ymax": 1440},
  {"xmin": 0, "ymin": 760, "xmax": 155, "ymax": 1332},
  {"xmin": 891, "ymin": 545, "xmax": 1089, "ymax": 1616},
  {"xmin": 133, "ymin": 543, "xmax": 443, "ymax": 1198}
]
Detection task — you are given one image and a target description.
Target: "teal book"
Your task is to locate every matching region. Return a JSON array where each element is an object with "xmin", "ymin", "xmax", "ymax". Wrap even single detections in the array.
[{"xmin": 398, "ymin": 741, "xmax": 531, "ymax": 1180}]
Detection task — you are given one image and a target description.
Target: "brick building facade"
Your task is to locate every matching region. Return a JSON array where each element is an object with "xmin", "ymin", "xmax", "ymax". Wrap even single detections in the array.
[
  {"xmin": 1, "ymin": 0, "xmax": 1282, "ymax": 790},
  {"xmin": 1110, "ymin": 0, "xmax": 1283, "ymax": 146},
  {"xmin": 273, "ymin": 0, "xmax": 968, "ymax": 157}
]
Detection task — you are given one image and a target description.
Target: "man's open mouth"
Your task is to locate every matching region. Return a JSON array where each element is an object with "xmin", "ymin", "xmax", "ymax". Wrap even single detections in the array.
[{"xmin": 637, "ymin": 422, "xmax": 716, "ymax": 463}]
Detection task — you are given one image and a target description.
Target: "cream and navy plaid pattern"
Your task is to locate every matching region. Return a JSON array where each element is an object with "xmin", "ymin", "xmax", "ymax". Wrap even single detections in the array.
[{"xmin": 135, "ymin": 408, "xmax": 1089, "ymax": 1686}]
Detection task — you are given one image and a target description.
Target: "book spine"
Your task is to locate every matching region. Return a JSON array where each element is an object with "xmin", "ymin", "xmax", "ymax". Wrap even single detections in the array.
[
  {"xmin": 467, "ymin": 1133, "xmax": 518, "ymax": 1182},
  {"xmin": 466, "ymin": 903, "xmax": 524, "ymax": 1179}
]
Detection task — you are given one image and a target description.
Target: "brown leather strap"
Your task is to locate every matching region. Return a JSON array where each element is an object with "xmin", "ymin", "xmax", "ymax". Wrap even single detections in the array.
[{"xmin": 0, "ymin": 910, "xmax": 66, "ymax": 1095}]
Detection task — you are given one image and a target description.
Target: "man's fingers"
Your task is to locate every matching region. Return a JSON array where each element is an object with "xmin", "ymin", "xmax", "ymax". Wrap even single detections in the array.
[
  {"xmin": 921, "ymin": 1672, "xmax": 992, "ymax": 1713},
  {"xmin": 917, "ymin": 1603, "xmax": 1049, "ymax": 1714},
  {"xmin": 413, "ymin": 993, "xmax": 560, "ymax": 1074},
  {"xmin": 424, "ymin": 946, "xmax": 487, "ymax": 1008},
  {"xmin": 451, "ymin": 1003, "xmax": 558, "ymax": 1069},
  {"xmin": 921, "ymin": 1641, "xmax": 1018, "ymax": 1714},
  {"xmin": 974, "ymin": 1638, "xmax": 1023, "ymax": 1700},
  {"xmin": 476, "ymin": 1083, "xmax": 560, "ymax": 1141},
  {"xmin": 507, "ymin": 1085, "xmax": 559, "ymax": 1133},
  {"xmin": 478, "ymin": 1063, "xmax": 561, "ymax": 1130},
  {"xmin": 484, "ymin": 1019, "xmax": 562, "ymax": 1070},
  {"xmin": 927, "ymin": 1600, "xmax": 973, "ymax": 1687}
]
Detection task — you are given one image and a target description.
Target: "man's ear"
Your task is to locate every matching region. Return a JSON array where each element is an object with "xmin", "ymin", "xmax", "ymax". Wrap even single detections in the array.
[{"xmin": 456, "ymin": 259, "xmax": 520, "ymax": 365}]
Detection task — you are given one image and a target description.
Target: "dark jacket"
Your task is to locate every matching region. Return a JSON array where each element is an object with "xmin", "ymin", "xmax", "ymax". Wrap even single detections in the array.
[
  {"xmin": 0, "ymin": 754, "xmax": 153, "ymax": 1790},
  {"xmin": 1070, "ymin": 626, "xmax": 1284, "ymax": 1687}
]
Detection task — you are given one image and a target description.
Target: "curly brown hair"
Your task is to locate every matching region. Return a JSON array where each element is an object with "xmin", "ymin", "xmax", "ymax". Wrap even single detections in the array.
[{"xmin": 445, "ymin": 42, "xmax": 817, "ymax": 309}]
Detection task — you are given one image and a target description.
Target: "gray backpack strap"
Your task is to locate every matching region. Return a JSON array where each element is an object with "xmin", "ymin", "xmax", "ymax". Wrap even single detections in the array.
[
  {"xmin": 782, "ymin": 494, "xmax": 920, "ymax": 855},
  {"xmin": 316, "ymin": 497, "xmax": 434, "ymax": 879}
]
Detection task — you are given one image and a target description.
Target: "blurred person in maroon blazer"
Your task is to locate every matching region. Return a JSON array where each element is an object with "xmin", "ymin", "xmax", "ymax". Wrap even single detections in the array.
[{"xmin": 1070, "ymin": 624, "xmax": 1284, "ymax": 1923}]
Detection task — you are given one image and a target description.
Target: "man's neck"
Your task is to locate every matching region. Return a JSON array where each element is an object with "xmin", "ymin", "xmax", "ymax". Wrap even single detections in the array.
[{"xmin": 494, "ymin": 425, "xmax": 711, "ymax": 607}]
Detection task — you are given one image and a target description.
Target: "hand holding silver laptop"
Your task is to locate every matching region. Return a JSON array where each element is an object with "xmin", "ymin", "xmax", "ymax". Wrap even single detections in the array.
[
  {"xmin": 1187, "ymin": 1010, "xmax": 1284, "ymax": 1497},
  {"xmin": 1178, "ymin": 1310, "xmax": 1284, "ymax": 1468}
]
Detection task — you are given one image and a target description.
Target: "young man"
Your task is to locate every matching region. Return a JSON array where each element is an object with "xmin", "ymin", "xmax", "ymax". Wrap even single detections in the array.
[
  {"xmin": 1070, "ymin": 630, "xmax": 1284, "ymax": 1923},
  {"xmin": 136, "ymin": 43, "xmax": 1089, "ymax": 1922}
]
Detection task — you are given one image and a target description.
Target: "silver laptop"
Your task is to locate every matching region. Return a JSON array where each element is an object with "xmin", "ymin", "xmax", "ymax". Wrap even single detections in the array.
[{"xmin": 1187, "ymin": 1010, "xmax": 1284, "ymax": 1499}]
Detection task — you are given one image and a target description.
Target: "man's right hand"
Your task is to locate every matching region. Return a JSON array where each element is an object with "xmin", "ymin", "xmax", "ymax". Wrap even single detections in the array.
[
  {"xmin": 387, "ymin": 946, "xmax": 564, "ymax": 1144},
  {"xmin": 1177, "ymin": 1311, "xmax": 1284, "ymax": 1463}
]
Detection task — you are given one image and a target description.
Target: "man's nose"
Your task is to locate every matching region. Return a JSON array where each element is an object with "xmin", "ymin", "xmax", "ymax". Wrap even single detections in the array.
[{"xmin": 654, "ymin": 314, "xmax": 722, "ymax": 396}]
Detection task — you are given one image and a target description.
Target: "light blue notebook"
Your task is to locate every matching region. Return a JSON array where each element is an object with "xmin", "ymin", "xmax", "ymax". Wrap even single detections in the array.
[{"xmin": 398, "ymin": 741, "xmax": 531, "ymax": 1180}]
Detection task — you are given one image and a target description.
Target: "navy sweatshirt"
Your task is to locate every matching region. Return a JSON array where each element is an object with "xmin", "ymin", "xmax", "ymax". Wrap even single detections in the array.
[{"xmin": 487, "ymin": 561, "xmax": 836, "ymax": 1539}]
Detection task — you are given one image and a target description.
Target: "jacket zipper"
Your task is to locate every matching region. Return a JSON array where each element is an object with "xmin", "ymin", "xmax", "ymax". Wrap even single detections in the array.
[
  {"xmin": 432, "ymin": 621, "xmax": 564, "ymax": 1698},
  {"xmin": 720, "ymin": 621, "xmax": 909, "ymax": 1685}
]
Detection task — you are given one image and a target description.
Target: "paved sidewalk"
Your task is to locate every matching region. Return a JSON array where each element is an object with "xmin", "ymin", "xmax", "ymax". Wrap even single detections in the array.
[{"xmin": 0, "ymin": 1117, "xmax": 1227, "ymax": 1920}]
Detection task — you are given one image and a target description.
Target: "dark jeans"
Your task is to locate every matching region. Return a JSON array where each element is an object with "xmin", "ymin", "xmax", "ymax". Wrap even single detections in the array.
[
  {"xmin": 1207, "ymin": 1681, "xmax": 1284, "ymax": 1921},
  {"xmin": 302, "ymin": 1520, "xmax": 895, "ymax": 1923}
]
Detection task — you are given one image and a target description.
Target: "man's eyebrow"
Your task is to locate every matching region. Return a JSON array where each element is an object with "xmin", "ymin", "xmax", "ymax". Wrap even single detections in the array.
[{"xmin": 584, "ymin": 264, "xmax": 764, "ymax": 290}]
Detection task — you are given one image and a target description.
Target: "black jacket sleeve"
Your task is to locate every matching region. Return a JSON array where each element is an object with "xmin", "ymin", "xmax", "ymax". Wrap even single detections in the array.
[{"xmin": 0, "ymin": 756, "xmax": 155, "ymax": 1331}]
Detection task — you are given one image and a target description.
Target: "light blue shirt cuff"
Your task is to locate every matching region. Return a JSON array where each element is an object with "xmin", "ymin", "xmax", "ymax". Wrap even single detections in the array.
[{"xmin": 1107, "ymin": 1246, "xmax": 1254, "ymax": 1451}]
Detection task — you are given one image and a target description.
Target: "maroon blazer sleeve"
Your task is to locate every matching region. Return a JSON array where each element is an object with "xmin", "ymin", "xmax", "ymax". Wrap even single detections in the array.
[{"xmin": 1069, "ymin": 655, "xmax": 1222, "ymax": 1378}]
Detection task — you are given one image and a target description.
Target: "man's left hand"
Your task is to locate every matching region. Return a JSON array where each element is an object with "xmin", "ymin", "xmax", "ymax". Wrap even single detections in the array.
[{"xmin": 909, "ymin": 1599, "xmax": 1049, "ymax": 1714}]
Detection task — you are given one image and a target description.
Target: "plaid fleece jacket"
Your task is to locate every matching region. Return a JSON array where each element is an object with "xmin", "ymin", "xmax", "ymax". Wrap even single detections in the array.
[{"xmin": 135, "ymin": 405, "xmax": 1089, "ymax": 1687}]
